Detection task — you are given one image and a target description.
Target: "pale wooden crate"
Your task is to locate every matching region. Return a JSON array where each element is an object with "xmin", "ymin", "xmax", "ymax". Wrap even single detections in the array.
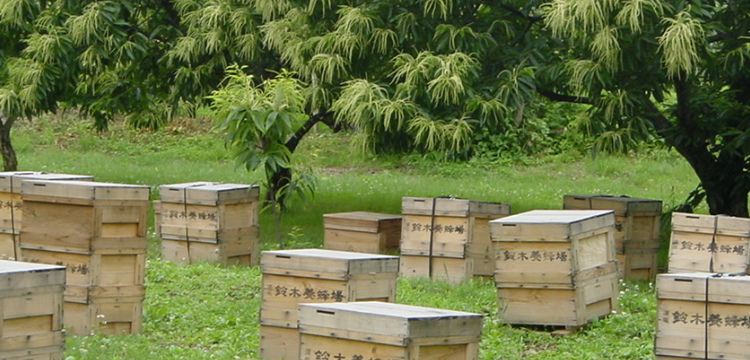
[
  {"xmin": 491, "ymin": 210, "xmax": 616, "ymax": 287},
  {"xmin": 158, "ymin": 182, "xmax": 259, "ymax": 240},
  {"xmin": 20, "ymin": 249, "xmax": 145, "ymax": 303},
  {"xmin": 0, "ymin": 173, "xmax": 94, "ymax": 261},
  {"xmin": 158, "ymin": 201, "xmax": 259, "ymax": 242},
  {"xmin": 259, "ymin": 325, "xmax": 299, "ymax": 360},
  {"xmin": 298, "ymin": 302, "xmax": 482, "ymax": 360},
  {"xmin": 496, "ymin": 265, "xmax": 618, "ymax": 327},
  {"xmin": 5, "ymin": 353, "xmax": 64, "ymax": 360},
  {"xmin": 0, "ymin": 172, "xmax": 94, "ymax": 233},
  {"xmin": 656, "ymin": 273, "xmax": 750, "ymax": 360},
  {"xmin": 158, "ymin": 182, "xmax": 259, "ymax": 266},
  {"xmin": 64, "ymin": 294, "xmax": 143, "ymax": 336},
  {"xmin": 563, "ymin": 194, "xmax": 661, "ymax": 255},
  {"xmin": 399, "ymin": 254, "xmax": 473, "ymax": 284},
  {"xmin": 161, "ymin": 228, "xmax": 258, "ymax": 266},
  {"xmin": 159, "ymin": 182, "xmax": 259, "ymax": 206},
  {"xmin": 668, "ymin": 213, "xmax": 750, "ymax": 274},
  {"xmin": 400, "ymin": 197, "xmax": 510, "ymax": 279},
  {"xmin": 617, "ymin": 249, "xmax": 657, "ymax": 281},
  {"xmin": 0, "ymin": 261, "xmax": 65, "ymax": 360},
  {"xmin": 19, "ymin": 180, "xmax": 149, "ymax": 255},
  {"xmin": 260, "ymin": 249, "xmax": 398, "ymax": 329},
  {"xmin": 323, "ymin": 211, "xmax": 402, "ymax": 254},
  {"xmin": 0, "ymin": 233, "xmax": 19, "ymax": 261}
]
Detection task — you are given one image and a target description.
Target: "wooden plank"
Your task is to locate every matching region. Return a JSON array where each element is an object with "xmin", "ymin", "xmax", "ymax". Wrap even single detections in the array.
[
  {"xmin": 20, "ymin": 249, "xmax": 145, "ymax": 292},
  {"xmin": 0, "ymin": 331, "xmax": 64, "ymax": 352},
  {"xmin": 323, "ymin": 212, "xmax": 402, "ymax": 233},
  {"xmin": 668, "ymin": 229, "xmax": 750, "ymax": 274},
  {"xmin": 64, "ymin": 299, "xmax": 143, "ymax": 336},
  {"xmin": 261, "ymin": 249, "xmax": 399, "ymax": 280},
  {"xmin": 562, "ymin": 195, "xmax": 596, "ymax": 210},
  {"xmin": 617, "ymin": 250, "xmax": 657, "ymax": 281},
  {"xmin": 259, "ymin": 325, "xmax": 299, "ymax": 360},
  {"xmin": 497, "ymin": 271, "xmax": 617, "ymax": 327},
  {"xmin": 259, "ymin": 273, "xmax": 396, "ymax": 328},
  {"xmin": 160, "ymin": 224, "xmax": 258, "ymax": 244},
  {"xmin": 21, "ymin": 180, "xmax": 149, "ymax": 202},
  {"xmin": 490, "ymin": 210, "xmax": 615, "ymax": 240},
  {"xmin": 324, "ymin": 228, "xmax": 390, "ymax": 254},
  {"xmin": 671, "ymin": 212, "xmax": 717, "ymax": 234},
  {"xmin": 0, "ymin": 233, "xmax": 19, "ymax": 261},
  {"xmin": 0, "ymin": 261, "xmax": 65, "ymax": 293},
  {"xmin": 401, "ymin": 215, "xmax": 471, "ymax": 258},
  {"xmin": 298, "ymin": 302, "xmax": 482, "ymax": 346},
  {"xmin": 0, "ymin": 344, "xmax": 65, "ymax": 360},
  {"xmin": 323, "ymin": 212, "xmax": 401, "ymax": 254},
  {"xmin": 401, "ymin": 197, "xmax": 509, "ymax": 218},
  {"xmin": 159, "ymin": 182, "xmax": 259, "ymax": 206},
  {"xmin": 300, "ymin": 334, "xmax": 407, "ymax": 360},
  {"xmin": 399, "ymin": 255, "xmax": 473, "ymax": 284},
  {"xmin": 3, "ymin": 352, "xmax": 64, "ymax": 360},
  {"xmin": 161, "ymin": 239, "xmax": 258, "ymax": 266}
]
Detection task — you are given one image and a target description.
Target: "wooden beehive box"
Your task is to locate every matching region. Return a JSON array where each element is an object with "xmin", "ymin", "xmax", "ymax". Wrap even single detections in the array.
[
  {"xmin": 0, "ymin": 172, "xmax": 93, "ymax": 261},
  {"xmin": 323, "ymin": 211, "xmax": 402, "ymax": 254},
  {"xmin": 490, "ymin": 210, "xmax": 619, "ymax": 326},
  {"xmin": 563, "ymin": 195, "xmax": 662, "ymax": 251},
  {"xmin": 400, "ymin": 197, "xmax": 510, "ymax": 282},
  {"xmin": 656, "ymin": 273, "xmax": 750, "ymax": 360},
  {"xmin": 259, "ymin": 249, "xmax": 399, "ymax": 360},
  {"xmin": 158, "ymin": 182, "xmax": 259, "ymax": 265},
  {"xmin": 668, "ymin": 213, "xmax": 750, "ymax": 274},
  {"xmin": 0, "ymin": 260, "xmax": 65, "ymax": 360},
  {"xmin": 298, "ymin": 302, "xmax": 482, "ymax": 360},
  {"xmin": 564, "ymin": 194, "xmax": 662, "ymax": 280},
  {"xmin": 64, "ymin": 290, "xmax": 144, "ymax": 336},
  {"xmin": 18, "ymin": 180, "xmax": 149, "ymax": 336}
]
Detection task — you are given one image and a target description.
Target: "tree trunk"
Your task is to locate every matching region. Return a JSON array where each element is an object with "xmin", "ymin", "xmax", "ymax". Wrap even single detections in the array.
[
  {"xmin": 264, "ymin": 110, "xmax": 334, "ymax": 208},
  {"xmin": 0, "ymin": 115, "xmax": 18, "ymax": 171},
  {"xmin": 643, "ymin": 90, "xmax": 750, "ymax": 217}
]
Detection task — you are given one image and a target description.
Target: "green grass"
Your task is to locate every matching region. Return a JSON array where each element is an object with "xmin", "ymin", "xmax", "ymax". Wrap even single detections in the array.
[{"xmin": 9, "ymin": 115, "xmax": 700, "ymax": 360}]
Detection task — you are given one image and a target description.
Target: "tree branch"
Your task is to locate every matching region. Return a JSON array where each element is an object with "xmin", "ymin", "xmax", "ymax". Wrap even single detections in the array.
[
  {"xmin": 537, "ymin": 89, "xmax": 593, "ymax": 104},
  {"xmin": 285, "ymin": 109, "xmax": 333, "ymax": 153}
]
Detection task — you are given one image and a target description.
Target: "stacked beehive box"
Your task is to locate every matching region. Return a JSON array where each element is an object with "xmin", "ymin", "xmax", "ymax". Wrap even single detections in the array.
[
  {"xmin": 158, "ymin": 182, "xmax": 259, "ymax": 266},
  {"xmin": 564, "ymin": 195, "xmax": 662, "ymax": 280},
  {"xmin": 259, "ymin": 249, "xmax": 399, "ymax": 360},
  {"xmin": 298, "ymin": 302, "xmax": 483, "ymax": 360},
  {"xmin": 655, "ymin": 273, "xmax": 750, "ymax": 360},
  {"xmin": 323, "ymin": 211, "xmax": 402, "ymax": 254},
  {"xmin": 400, "ymin": 197, "xmax": 510, "ymax": 283},
  {"xmin": 0, "ymin": 260, "xmax": 65, "ymax": 360},
  {"xmin": 19, "ymin": 180, "xmax": 149, "ymax": 336},
  {"xmin": 668, "ymin": 212, "xmax": 750, "ymax": 274},
  {"xmin": 490, "ymin": 210, "xmax": 619, "ymax": 327},
  {"xmin": 0, "ymin": 172, "xmax": 93, "ymax": 261}
]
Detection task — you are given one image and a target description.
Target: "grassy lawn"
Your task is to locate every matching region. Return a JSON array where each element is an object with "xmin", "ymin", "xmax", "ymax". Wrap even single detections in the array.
[{"xmin": 11, "ymin": 115, "xmax": 699, "ymax": 359}]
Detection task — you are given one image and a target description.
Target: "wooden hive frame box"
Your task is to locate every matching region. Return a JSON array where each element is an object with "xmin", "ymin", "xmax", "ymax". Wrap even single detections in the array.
[
  {"xmin": 490, "ymin": 210, "xmax": 619, "ymax": 327},
  {"xmin": 400, "ymin": 197, "xmax": 510, "ymax": 283},
  {"xmin": 158, "ymin": 182, "xmax": 260, "ymax": 266},
  {"xmin": 0, "ymin": 260, "xmax": 66, "ymax": 359},
  {"xmin": 19, "ymin": 180, "xmax": 150, "ymax": 336},
  {"xmin": 656, "ymin": 273, "xmax": 750, "ymax": 360},
  {"xmin": 298, "ymin": 302, "xmax": 483, "ymax": 360},
  {"xmin": 259, "ymin": 249, "xmax": 399, "ymax": 360},
  {"xmin": 563, "ymin": 194, "xmax": 662, "ymax": 280}
]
